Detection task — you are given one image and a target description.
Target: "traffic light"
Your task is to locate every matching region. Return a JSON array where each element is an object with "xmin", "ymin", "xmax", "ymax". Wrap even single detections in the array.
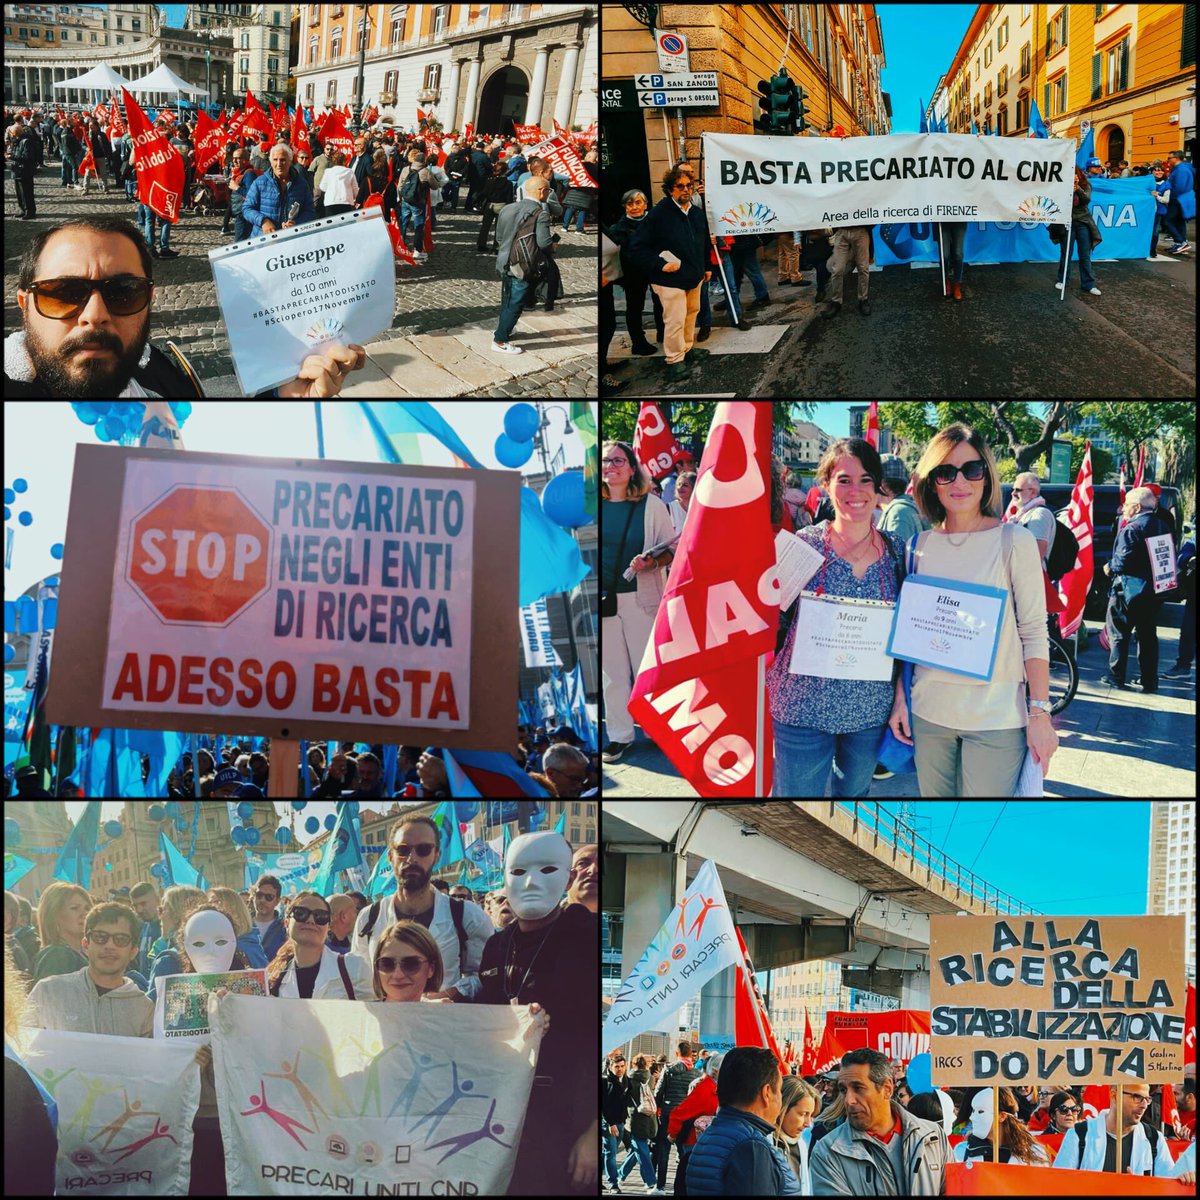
[
  {"xmin": 790, "ymin": 81, "xmax": 808, "ymax": 134},
  {"xmin": 755, "ymin": 71, "xmax": 793, "ymax": 133}
]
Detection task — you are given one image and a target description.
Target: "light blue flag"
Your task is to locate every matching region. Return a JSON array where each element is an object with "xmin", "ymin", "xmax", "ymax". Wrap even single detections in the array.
[
  {"xmin": 1075, "ymin": 125, "xmax": 1095, "ymax": 169},
  {"xmin": 433, "ymin": 800, "xmax": 469, "ymax": 865},
  {"xmin": 382, "ymin": 745, "xmax": 398, "ymax": 796},
  {"xmin": 125, "ymin": 729, "xmax": 186, "ymax": 797},
  {"xmin": 971, "ymin": 119, "xmax": 978, "ymax": 135},
  {"xmin": 518, "ymin": 486, "xmax": 590, "ymax": 606},
  {"xmin": 359, "ymin": 401, "xmax": 486, "ymax": 469},
  {"xmin": 1028, "ymin": 98, "xmax": 1048, "ymax": 138},
  {"xmin": 5, "ymin": 852, "xmax": 36, "ymax": 890},
  {"xmin": 311, "ymin": 802, "xmax": 366, "ymax": 896},
  {"xmin": 919, "ymin": 98, "xmax": 927, "ymax": 134},
  {"xmin": 365, "ymin": 847, "xmax": 397, "ymax": 899},
  {"xmin": 554, "ymin": 810, "xmax": 566, "ymax": 835},
  {"xmin": 53, "ymin": 800, "xmax": 102, "ymax": 886},
  {"xmin": 444, "ymin": 752, "xmax": 484, "ymax": 798},
  {"xmin": 159, "ymin": 829, "xmax": 207, "ymax": 889}
]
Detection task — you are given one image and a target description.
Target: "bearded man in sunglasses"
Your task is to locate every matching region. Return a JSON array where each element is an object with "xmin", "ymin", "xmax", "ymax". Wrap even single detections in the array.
[{"xmin": 8, "ymin": 216, "xmax": 367, "ymax": 397}]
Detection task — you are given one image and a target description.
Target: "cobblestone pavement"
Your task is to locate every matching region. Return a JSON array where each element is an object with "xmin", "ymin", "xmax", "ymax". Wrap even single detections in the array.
[{"xmin": 5, "ymin": 161, "xmax": 599, "ymax": 397}]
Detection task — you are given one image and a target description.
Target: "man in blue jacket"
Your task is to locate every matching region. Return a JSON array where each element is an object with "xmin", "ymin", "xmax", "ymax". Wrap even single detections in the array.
[
  {"xmin": 628, "ymin": 163, "xmax": 711, "ymax": 384},
  {"xmin": 685, "ymin": 1046, "xmax": 796, "ymax": 1196},
  {"xmin": 1162, "ymin": 149, "xmax": 1194, "ymax": 255},
  {"xmin": 242, "ymin": 143, "xmax": 315, "ymax": 239},
  {"xmin": 249, "ymin": 874, "xmax": 287, "ymax": 961}
]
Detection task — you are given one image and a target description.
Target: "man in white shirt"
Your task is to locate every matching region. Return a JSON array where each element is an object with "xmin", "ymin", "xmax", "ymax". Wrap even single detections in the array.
[{"xmin": 1011, "ymin": 473, "xmax": 1057, "ymax": 568}]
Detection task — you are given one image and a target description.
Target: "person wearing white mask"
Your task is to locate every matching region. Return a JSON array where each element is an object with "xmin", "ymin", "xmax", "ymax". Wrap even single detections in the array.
[{"xmin": 476, "ymin": 832, "xmax": 598, "ymax": 1195}]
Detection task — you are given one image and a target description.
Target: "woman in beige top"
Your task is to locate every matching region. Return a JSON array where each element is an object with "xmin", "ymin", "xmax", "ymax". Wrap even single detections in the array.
[{"xmin": 888, "ymin": 423, "xmax": 1058, "ymax": 795}]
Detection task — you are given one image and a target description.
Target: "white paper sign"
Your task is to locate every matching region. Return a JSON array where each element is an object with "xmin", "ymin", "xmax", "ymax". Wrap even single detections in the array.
[
  {"xmin": 887, "ymin": 575, "xmax": 1007, "ymax": 680},
  {"xmin": 1145, "ymin": 533, "xmax": 1178, "ymax": 593},
  {"xmin": 774, "ymin": 530, "xmax": 825, "ymax": 611},
  {"xmin": 789, "ymin": 592, "xmax": 896, "ymax": 680},
  {"xmin": 208, "ymin": 209, "xmax": 394, "ymax": 395}
]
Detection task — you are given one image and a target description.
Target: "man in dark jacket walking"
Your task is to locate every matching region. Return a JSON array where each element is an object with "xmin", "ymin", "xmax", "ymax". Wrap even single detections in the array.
[
  {"xmin": 603, "ymin": 1055, "xmax": 636, "ymax": 1193},
  {"xmin": 10, "ymin": 119, "xmax": 44, "ymax": 218},
  {"xmin": 628, "ymin": 163, "xmax": 711, "ymax": 383},
  {"xmin": 652, "ymin": 1040, "xmax": 702, "ymax": 1192}
]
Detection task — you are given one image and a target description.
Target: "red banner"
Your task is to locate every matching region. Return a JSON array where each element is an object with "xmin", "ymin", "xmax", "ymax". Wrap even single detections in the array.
[
  {"xmin": 733, "ymin": 928, "xmax": 786, "ymax": 1072},
  {"xmin": 1185, "ymin": 982, "xmax": 1196, "ymax": 1068},
  {"xmin": 525, "ymin": 134, "xmax": 593, "ymax": 188},
  {"xmin": 1056, "ymin": 440, "xmax": 1094, "ymax": 637},
  {"xmin": 802, "ymin": 1008, "xmax": 817, "ymax": 1075},
  {"xmin": 193, "ymin": 108, "xmax": 231, "ymax": 176},
  {"xmin": 121, "ymin": 88, "xmax": 185, "ymax": 224},
  {"xmin": 813, "ymin": 1010, "xmax": 931, "ymax": 1075},
  {"xmin": 513, "ymin": 122, "xmax": 544, "ymax": 143},
  {"xmin": 633, "ymin": 402, "xmax": 689, "ymax": 481},
  {"xmin": 628, "ymin": 402, "xmax": 779, "ymax": 797},
  {"xmin": 553, "ymin": 117, "xmax": 569, "ymax": 139},
  {"xmin": 291, "ymin": 102, "xmax": 311, "ymax": 156},
  {"xmin": 946, "ymin": 1160, "xmax": 1183, "ymax": 1195},
  {"xmin": 318, "ymin": 109, "xmax": 353, "ymax": 160},
  {"xmin": 241, "ymin": 88, "xmax": 272, "ymax": 140}
]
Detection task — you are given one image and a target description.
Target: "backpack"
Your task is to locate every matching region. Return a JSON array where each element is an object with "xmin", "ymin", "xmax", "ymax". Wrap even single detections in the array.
[
  {"xmin": 12, "ymin": 134, "xmax": 36, "ymax": 170},
  {"xmin": 508, "ymin": 205, "xmax": 551, "ymax": 283},
  {"xmin": 638, "ymin": 1079, "xmax": 657, "ymax": 1116},
  {"xmin": 359, "ymin": 895, "xmax": 468, "ymax": 972},
  {"xmin": 400, "ymin": 166, "xmax": 429, "ymax": 206},
  {"xmin": 1046, "ymin": 508, "xmax": 1082, "ymax": 581}
]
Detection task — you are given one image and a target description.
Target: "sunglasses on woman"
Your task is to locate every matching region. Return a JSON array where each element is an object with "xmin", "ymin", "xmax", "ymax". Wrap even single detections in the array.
[
  {"xmin": 290, "ymin": 906, "xmax": 330, "ymax": 925},
  {"xmin": 26, "ymin": 275, "xmax": 152, "ymax": 320},
  {"xmin": 377, "ymin": 955, "xmax": 428, "ymax": 975},
  {"xmin": 931, "ymin": 459, "xmax": 986, "ymax": 486}
]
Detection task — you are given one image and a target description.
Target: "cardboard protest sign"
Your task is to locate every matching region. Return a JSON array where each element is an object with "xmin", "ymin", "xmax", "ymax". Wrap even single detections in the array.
[
  {"xmin": 208, "ymin": 209, "xmax": 394, "ymax": 395},
  {"xmin": 703, "ymin": 131, "xmax": 1076, "ymax": 234},
  {"xmin": 210, "ymin": 993, "xmax": 544, "ymax": 1196},
  {"xmin": 154, "ymin": 969, "xmax": 269, "ymax": 1041},
  {"xmin": 48, "ymin": 446, "xmax": 519, "ymax": 751},
  {"xmin": 929, "ymin": 915, "xmax": 1186, "ymax": 1085},
  {"xmin": 22, "ymin": 1028, "xmax": 201, "ymax": 1195},
  {"xmin": 813, "ymin": 1009, "xmax": 931, "ymax": 1074},
  {"xmin": 945, "ymin": 1160, "xmax": 1184, "ymax": 1195}
]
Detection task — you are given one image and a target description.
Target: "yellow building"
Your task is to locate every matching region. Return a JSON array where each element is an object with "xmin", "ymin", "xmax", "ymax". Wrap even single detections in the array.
[
  {"xmin": 944, "ymin": 4, "xmax": 1196, "ymax": 165},
  {"xmin": 601, "ymin": 4, "xmax": 889, "ymax": 221}
]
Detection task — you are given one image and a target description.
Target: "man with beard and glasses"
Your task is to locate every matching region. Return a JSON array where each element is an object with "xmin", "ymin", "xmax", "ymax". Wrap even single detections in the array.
[
  {"xmin": 6, "ymin": 217, "xmax": 369, "ymax": 397},
  {"xmin": 348, "ymin": 814, "xmax": 494, "ymax": 1003},
  {"xmin": 564, "ymin": 842, "xmax": 598, "ymax": 913}
]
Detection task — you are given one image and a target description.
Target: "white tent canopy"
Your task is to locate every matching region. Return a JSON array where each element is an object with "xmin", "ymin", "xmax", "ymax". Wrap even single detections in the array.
[
  {"xmin": 51, "ymin": 64, "xmax": 134, "ymax": 93},
  {"xmin": 127, "ymin": 63, "xmax": 209, "ymax": 100}
]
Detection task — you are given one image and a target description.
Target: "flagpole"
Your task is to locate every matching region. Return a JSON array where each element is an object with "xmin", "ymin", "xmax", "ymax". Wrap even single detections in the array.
[
  {"xmin": 711, "ymin": 236, "xmax": 739, "ymax": 329},
  {"xmin": 938, "ymin": 223, "xmax": 946, "ymax": 297}
]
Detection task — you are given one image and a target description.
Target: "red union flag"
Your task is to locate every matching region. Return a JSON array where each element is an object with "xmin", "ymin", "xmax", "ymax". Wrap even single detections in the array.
[
  {"xmin": 734, "ymin": 927, "xmax": 786, "ymax": 1072},
  {"xmin": 513, "ymin": 122, "xmax": 544, "ymax": 143},
  {"xmin": 802, "ymin": 1007, "xmax": 816, "ymax": 1074},
  {"xmin": 1056, "ymin": 440, "xmax": 1094, "ymax": 637},
  {"xmin": 627, "ymin": 402, "xmax": 780, "ymax": 797},
  {"xmin": 318, "ymin": 109, "xmax": 354, "ymax": 160},
  {"xmin": 865, "ymin": 400, "xmax": 880, "ymax": 450},
  {"xmin": 525, "ymin": 134, "xmax": 594, "ymax": 188},
  {"xmin": 633, "ymin": 402, "xmax": 689, "ymax": 481},
  {"xmin": 121, "ymin": 88, "xmax": 185, "ymax": 224},
  {"xmin": 291, "ymin": 102, "xmax": 311, "ymax": 156},
  {"xmin": 193, "ymin": 108, "xmax": 231, "ymax": 176},
  {"xmin": 1185, "ymin": 981, "xmax": 1196, "ymax": 1068}
]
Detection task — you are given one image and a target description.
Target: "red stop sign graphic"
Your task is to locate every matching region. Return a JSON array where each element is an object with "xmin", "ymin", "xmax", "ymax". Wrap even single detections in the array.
[{"xmin": 127, "ymin": 485, "xmax": 272, "ymax": 625}]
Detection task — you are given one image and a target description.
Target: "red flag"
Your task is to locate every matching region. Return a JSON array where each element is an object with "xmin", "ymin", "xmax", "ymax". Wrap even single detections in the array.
[
  {"xmin": 56, "ymin": 105, "xmax": 65, "ymax": 121},
  {"xmin": 805, "ymin": 485, "xmax": 825, "ymax": 517},
  {"xmin": 318, "ymin": 109, "xmax": 353, "ymax": 160},
  {"xmin": 525, "ymin": 135, "xmax": 593, "ymax": 188},
  {"xmin": 552, "ymin": 117, "xmax": 569, "ymax": 139},
  {"xmin": 363, "ymin": 103, "xmax": 379, "ymax": 125},
  {"xmin": 1056, "ymin": 440, "xmax": 1094, "ymax": 638},
  {"xmin": 1160, "ymin": 1082, "xmax": 1180, "ymax": 1135},
  {"xmin": 121, "ymin": 87, "xmax": 185, "ymax": 224},
  {"xmin": 416, "ymin": 106, "xmax": 427, "ymax": 126},
  {"xmin": 77, "ymin": 132, "xmax": 97, "ymax": 177},
  {"xmin": 92, "ymin": 101, "xmax": 108, "ymax": 123},
  {"xmin": 1185, "ymin": 982, "xmax": 1196, "ymax": 1069},
  {"xmin": 733, "ymin": 928, "xmax": 786, "ymax": 1072},
  {"xmin": 311, "ymin": 108, "xmax": 328, "ymax": 137},
  {"xmin": 389, "ymin": 213, "xmax": 415, "ymax": 263},
  {"xmin": 628, "ymin": 402, "xmax": 780, "ymax": 797},
  {"xmin": 241, "ymin": 88, "xmax": 271, "ymax": 139},
  {"xmin": 160, "ymin": 108, "xmax": 177, "ymax": 126},
  {"xmin": 1133, "ymin": 444, "xmax": 1146, "ymax": 489},
  {"xmin": 1081, "ymin": 1083, "xmax": 1110, "ymax": 1121},
  {"xmin": 291, "ymin": 102, "xmax": 311, "ymax": 156},
  {"xmin": 865, "ymin": 400, "xmax": 880, "ymax": 450},
  {"xmin": 633, "ymin": 402, "xmax": 689, "ymax": 481},
  {"xmin": 193, "ymin": 109, "xmax": 231, "ymax": 176},
  {"xmin": 513, "ymin": 122, "xmax": 544, "ymax": 143},
  {"xmin": 464, "ymin": 121, "xmax": 474, "ymax": 142},
  {"xmin": 802, "ymin": 1008, "xmax": 817, "ymax": 1075}
]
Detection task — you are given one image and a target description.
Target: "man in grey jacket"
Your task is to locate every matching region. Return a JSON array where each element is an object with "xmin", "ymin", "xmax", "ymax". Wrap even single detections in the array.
[
  {"xmin": 810, "ymin": 1047, "xmax": 950, "ymax": 1195},
  {"xmin": 26, "ymin": 901, "xmax": 153, "ymax": 1038},
  {"xmin": 491, "ymin": 175, "xmax": 554, "ymax": 355}
]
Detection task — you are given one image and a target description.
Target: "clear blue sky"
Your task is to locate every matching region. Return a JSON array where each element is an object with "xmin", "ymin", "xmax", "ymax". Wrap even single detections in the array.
[
  {"xmin": 881, "ymin": 801, "xmax": 1152, "ymax": 915},
  {"xmin": 878, "ymin": 5, "xmax": 977, "ymax": 132}
]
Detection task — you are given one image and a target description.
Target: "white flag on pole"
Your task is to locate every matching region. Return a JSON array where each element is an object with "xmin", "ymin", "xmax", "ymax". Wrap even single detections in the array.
[{"xmin": 602, "ymin": 859, "xmax": 742, "ymax": 1055}]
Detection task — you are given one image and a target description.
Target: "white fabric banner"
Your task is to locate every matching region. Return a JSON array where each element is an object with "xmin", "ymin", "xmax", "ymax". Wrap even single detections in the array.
[
  {"xmin": 602, "ymin": 858, "xmax": 743, "ymax": 1055},
  {"xmin": 702, "ymin": 131, "xmax": 1077, "ymax": 233},
  {"xmin": 208, "ymin": 208, "xmax": 395, "ymax": 395},
  {"xmin": 520, "ymin": 597, "xmax": 563, "ymax": 668},
  {"xmin": 21, "ymin": 1029, "xmax": 201, "ymax": 1196},
  {"xmin": 210, "ymin": 993, "xmax": 545, "ymax": 1196}
]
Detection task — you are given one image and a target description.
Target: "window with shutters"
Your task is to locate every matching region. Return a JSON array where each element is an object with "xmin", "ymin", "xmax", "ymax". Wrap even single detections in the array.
[
  {"xmin": 1091, "ymin": 52, "xmax": 1102, "ymax": 101},
  {"xmin": 984, "ymin": 42, "xmax": 992, "ymax": 67},
  {"xmin": 1046, "ymin": 8, "xmax": 1068, "ymax": 56},
  {"xmin": 999, "ymin": 66, "xmax": 1007, "ymax": 95},
  {"xmin": 985, "ymin": 82, "xmax": 992, "ymax": 107},
  {"xmin": 1184, "ymin": 3, "xmax": 1196, "ymax": 67},
  {"xmin": 1020, "ymin": 42, "xmax": 1030, "ymax": 78},
  {"xmin": 1052, "ymin": 74, "xmax": 1067, "ymax": 116},
  {"xmin": 1106, "ymin": 37, "xmax": 1128, "ymax": 94},
  {"xmin": 998, "ymin": 17, "xmax": 1009, "ymax": 50}
]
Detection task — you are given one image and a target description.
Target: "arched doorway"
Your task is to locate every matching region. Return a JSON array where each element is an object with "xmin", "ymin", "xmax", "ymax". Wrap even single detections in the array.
[
  {"xmin": 1101, "ymin": 124, "xmax": 1125, "ymax": 166},
  {"xmin": 476, "ymin": 66, "xmax": 528, "ymax": 137}
]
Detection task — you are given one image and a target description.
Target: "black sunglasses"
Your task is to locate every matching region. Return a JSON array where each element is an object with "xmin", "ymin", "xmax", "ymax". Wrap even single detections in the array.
[
  {"xmin": 931, "ymin": 459, "xmax": 987, "ymax": 486},
  {"xmin": 290, "ymin": 906, "xmax": 330, "ymax": 925},
  {"xmin": 26, "ymin": 275, "xmax": 151, "ymax": 320},
  {"xmin": 392, "ymin": 842, "xmax": 436, "ymax": 858}
]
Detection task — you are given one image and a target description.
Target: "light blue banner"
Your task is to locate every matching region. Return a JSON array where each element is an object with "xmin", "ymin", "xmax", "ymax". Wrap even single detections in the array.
[{"xmin": 873, "ymin": 176, "xmax": 1158, "ymax": 267}]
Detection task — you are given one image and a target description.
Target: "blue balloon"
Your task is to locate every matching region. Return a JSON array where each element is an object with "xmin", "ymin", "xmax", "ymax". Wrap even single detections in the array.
[
  {"xmin": 170, "ymin": 401, "xmax": 193, "ymax": 425},
  {"xmin": 2, "ymin": 489, "xmax": 12, "ymax": 504},
  {"xmin": 18, "ymin": 512, "xmax": 32, "ymax": 527},
  {"xmin": 96, "ymin": 423, "xmax": 113, "ymax": 443},
  {"xmin": 12, "ymin": 479, "xmax": 28, "ymax": 494},
  {"xmin": 3, "ymin": 644, "xmax": 13, "ymax": 663},
  {"xmin": 291, "ymin": 801, "xmax": 308, "ymax": 810},
  {"xmin": 150, "ymin": 862, "xmax": 166, "ymax": 878},
  {"xmin": 3, "ymin": 508, "xmax": 9, "ymax": 521},
  {"xmin": 231, "ymin": 826, "xmax": 246, "ymax": 845},
  {"xmin": 45, "ymin": 576, "xmax": 60, "ymax": 587},
  {"xmin": 147, "ymin": 804, "xmax": 165, "ymax": 821},
  {"xmin": 906, "ymin": 1052, "xmax": 932, "ymax": 1096},
  {"xmin": 495, "ymin": 434, "xmax": 533, "ymax": 468},
  {"xmin": 237, "ymin": 801, "xmax": 254, "ymax": 819},
  {"xmin": 174, "ymin": 817, "xmax": 187, "ymax": 831},
  {"xmin": 542, "ymin": 469, "xmax": 590, "ymax": 528},
  {"xmin": 504, "ymin": 402, "xmax": 539, "ymax": 442},
  {"xmin": 324, "ymin": 814, "xmax": 337, "ymax": 831},
  {"xmin": 275, "ymin": 827, "xmax": 292, "ymax": 845},
  {"xmin": 244, "ymin": 827, "xmax": 261, "ymax": 846},
  {"xmin": 103, "ymin": 819, "xmax": 122, "ymax": 838},
  {"xmin": 51, "ymin": 543, "xmax": 64, "ymax": 560},
  {"xmin": 305, "ymin": 816, "xmax": 319, "ymax": 834},
  {"xmin": 103, "ymin": 414, "xmax": 125, "ymax": 442}
]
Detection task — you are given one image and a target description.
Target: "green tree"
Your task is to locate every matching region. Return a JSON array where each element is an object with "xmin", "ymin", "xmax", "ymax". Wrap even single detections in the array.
[
  {"xmin": 1080, "ymin": 402, "xmax": 1195, "ymax": 485},
  {"xmin": 600, "ymin": 402, "xmax": 800, "ymax": 445}
]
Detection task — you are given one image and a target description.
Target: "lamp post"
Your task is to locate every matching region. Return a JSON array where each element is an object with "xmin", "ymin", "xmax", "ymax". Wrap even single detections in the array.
[{"xmin": 352, "ymin": 6, "xmax": 370, "ymax": 134}]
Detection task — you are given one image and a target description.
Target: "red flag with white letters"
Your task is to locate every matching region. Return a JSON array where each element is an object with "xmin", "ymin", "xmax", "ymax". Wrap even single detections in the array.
[
  {"xmin": 802, "ymin": 1008, "xmax": 817, "ymax": 1075},
  {"xmin": 193, "ymin": 108, "xmax": 231, "ymax": 176},
  {"xmin": 290, "ymin": 102, "xmax": 311, "ymax": 157},
  {"xmin": 628, "ymin": 402, "xmax": 779, "ymax": 797},
  {"xmin": 121, "ymin": 88, "xmax": 185, "ymax": 224},
  {"xmin": 633, "ymin": 402, "xmax": 689, "ymax": 481},
  {"xmin": 1056, "ymin": 440, "xmax": 1094, "ymax": 638},
  {"xmin": 865, "ymin": 400, "xmax": 880, "ymax": 450}
]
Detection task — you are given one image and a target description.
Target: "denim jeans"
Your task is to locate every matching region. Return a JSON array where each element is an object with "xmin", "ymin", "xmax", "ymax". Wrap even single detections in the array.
[
  {"xmin": 602, "ymin": 1128, "xmax": 623, "ymax": 1186},
  {"xmin": 619, "ymin": 1135, "xmax": 656, "ymax": 1188},
  {"xmin": 493, "ymin": 273, "xmax": 532, "ymax": 343},
  {"xmin": 724, "ymin": 242, "xmax": 770, "ymax": 320},
  {"xmin": 400, "ymin": 199, "xmax": 425, "ymax": 250},
  {"xmin": 562, "ymin": 205, "xmax": 588, "ymax": 232},
  {"xmin": 442, "ymin": 179, "xmax": 461, "ymax": 210},
  {"xmin": 941, "ymin": 221, "xmax": 967, "ymax": 282},
  {"xmin": 771, "ymin": 719, "xmax": 884, "ymax": 797},
  {"xmin": 142, "ymin": 209, "xmax": 171, "ymax": 251},
  {"xmin": 1058, "ymin": 220, "xmax": 1095, "ymax": 291}
]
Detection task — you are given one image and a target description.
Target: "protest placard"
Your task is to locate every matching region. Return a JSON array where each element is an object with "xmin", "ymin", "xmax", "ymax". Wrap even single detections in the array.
[
  {"xmin": 929, "ymin": 915, "xmax": 1186, "ymax": 1085},
  {"xmin": 702, "ymin": 131, "xmax": 1076, "ymax": 234},
  {"xmin": 47, "ymin": 445, "xmax": 520, "ymax": 751},
  {"xmin": 524, "ymin": 135, "xmax": 595, "ymax": 188},
  {"xmin": 208, "ymin": 209, "xmax": 394, "ymax": 395},
  {"xmin": 21, "ymin": 1028, "xmax": 202, "ymax": 1195},
  {"xmin": 210, "ymin": 993, "xmax": 545, "ymax": 1196},
  {"xmin": 813, "ymin": 1009, "xmax": 932, "ymax": 1074},
  {"xmin": 154, "ymin": 969, "xmax": 269, "ymax": 1041}
]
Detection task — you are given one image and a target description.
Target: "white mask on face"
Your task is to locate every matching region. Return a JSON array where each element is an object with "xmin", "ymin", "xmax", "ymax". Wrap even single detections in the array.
[
  {"xmin": 505, "ymin": 832, "xmax": 573, "ymax": 920},
  {"xmin": 183, "ymin": 909, "xmax": 237, "ymax": 974},
  {"xmin": 969, "ymin": 1089, "xmax": 994, "ymax": 1140}
]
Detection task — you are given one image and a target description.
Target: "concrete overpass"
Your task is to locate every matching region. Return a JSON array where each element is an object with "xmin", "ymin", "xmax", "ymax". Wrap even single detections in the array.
[{"xmin": 603, "ymin": 801, "xmax": 1039, "ymax": 1039}]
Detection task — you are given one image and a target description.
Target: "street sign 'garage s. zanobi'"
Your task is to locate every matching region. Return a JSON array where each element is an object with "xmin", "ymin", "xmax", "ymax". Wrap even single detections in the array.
[{"xmin": 48, "ymin": 446, "xmax": 519, "ymax": 752}]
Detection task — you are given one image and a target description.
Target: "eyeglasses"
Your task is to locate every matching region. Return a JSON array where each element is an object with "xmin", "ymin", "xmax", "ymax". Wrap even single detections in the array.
[
  {"xmin": 87, "ymin": 930, "xmax": 133, "ymax": 947},
  {"xmin": 601, "ymin": 458, "xmax": 630, "ymax": 468},
  {"xmin": 931, "ymin": 459, "xmax": 986, "ymax": 486},
  {"xmin": 392, "ymin": 842, "xmax": 436, "ymax": 858},
  {"xmin": 1057, "ymin": 1105, "xmax": 1079, "ymax": 1114},
  {"xmin": 377, "ymin": 955, "xmax": 429, "ymax": 976},
  {"xmin": 1128, "ymin": 1096, "xmax": 1151, "ymax": 1106},
  {"xmin": 26, "ymin": 275, "xmax": 151, "ymax": 320},
  {"xmin": 290, "ymin": 906, "xmax": 330, "ymax": 925},
  {"xmin": 673, "ymin": 182, "xmax": 694, "ymax": 190}
]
